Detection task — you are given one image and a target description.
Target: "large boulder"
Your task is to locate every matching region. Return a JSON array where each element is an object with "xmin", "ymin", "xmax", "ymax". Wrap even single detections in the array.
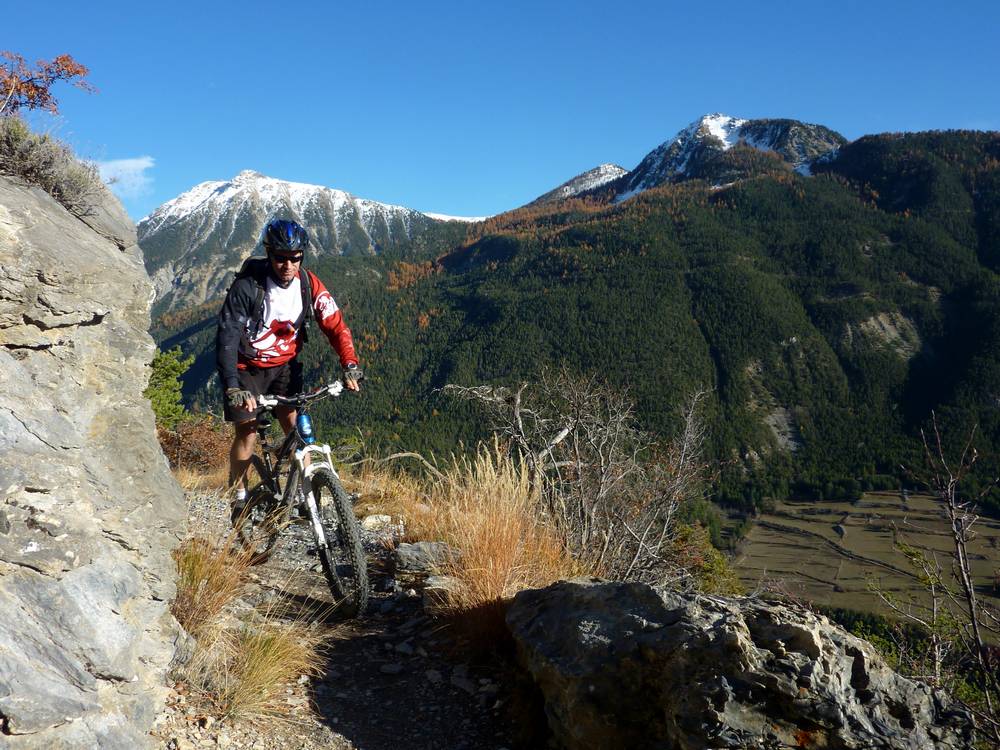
[
  {"xmin": 0, "ymin": 176, "xmax": 186, "ymax": 748},
  {"xmin": 506, "ymin": 578, "xmax": 974, "ymax": 749}
]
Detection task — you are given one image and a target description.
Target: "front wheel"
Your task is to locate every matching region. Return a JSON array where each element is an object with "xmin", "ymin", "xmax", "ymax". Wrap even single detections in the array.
[{"xmin": 308, "ymin": 468, "xmax": 368, "ymax": 617}]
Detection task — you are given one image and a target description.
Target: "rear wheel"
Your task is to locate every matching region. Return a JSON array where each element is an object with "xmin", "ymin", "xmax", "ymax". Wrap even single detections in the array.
[
  {"xmin": 308, "ymin": 468, "xmax": 368, "ymax": 617},
  {"xmin": 232, "ymin": 456, "xmax": 286, "ymax": 565}
]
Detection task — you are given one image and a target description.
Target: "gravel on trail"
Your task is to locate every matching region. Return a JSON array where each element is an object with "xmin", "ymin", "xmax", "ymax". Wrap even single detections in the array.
[{"xmin": 153, "ymin": 489, "xmax": 520, "ymax": 750}]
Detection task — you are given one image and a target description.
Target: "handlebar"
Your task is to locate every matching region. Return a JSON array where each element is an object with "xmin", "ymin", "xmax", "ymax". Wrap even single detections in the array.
[{"xmin": 257, "ymin": 380, "xmax": 344, "ymax": 409}]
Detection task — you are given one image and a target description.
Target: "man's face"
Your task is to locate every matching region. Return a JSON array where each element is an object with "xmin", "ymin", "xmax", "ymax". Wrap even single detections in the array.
[{"xmin": 269, "ymin": 252, "xmax": 303, "ymax": 285}]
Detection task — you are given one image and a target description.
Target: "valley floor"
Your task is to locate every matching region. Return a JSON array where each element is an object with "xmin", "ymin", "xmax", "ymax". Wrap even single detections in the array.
[{"xmin": 735, "ymin": 492, "xmax": 1000, "ymax": 617}]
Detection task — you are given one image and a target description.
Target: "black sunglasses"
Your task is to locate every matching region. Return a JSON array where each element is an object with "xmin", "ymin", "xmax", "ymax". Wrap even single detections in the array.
[{"xmin": 271, "ymin": 254, "xmax": 303, "ymax": 264}]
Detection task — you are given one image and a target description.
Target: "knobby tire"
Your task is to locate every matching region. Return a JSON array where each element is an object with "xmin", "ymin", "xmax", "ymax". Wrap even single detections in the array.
[
  {"xmin": 232, "ymin": 454, "xmax": 285, "ymax": 565},
  {"xmin": 309, "ymin": 467, "xmax": 368, "ymax": 617}
]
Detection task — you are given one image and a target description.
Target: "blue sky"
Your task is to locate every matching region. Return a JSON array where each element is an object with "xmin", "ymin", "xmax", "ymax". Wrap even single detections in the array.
[{"xmin": 9, "ymin": 0, "xmax": 1000, "ymax": 220}]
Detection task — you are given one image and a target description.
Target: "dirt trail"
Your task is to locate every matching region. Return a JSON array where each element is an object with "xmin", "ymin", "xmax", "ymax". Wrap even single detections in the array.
[{"xmin": 156, "ymin": 492, "xmax": 519, "ymax": 750}]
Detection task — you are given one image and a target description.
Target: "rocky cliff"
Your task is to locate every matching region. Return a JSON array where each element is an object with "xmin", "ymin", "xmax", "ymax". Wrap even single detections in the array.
[
  {"xmin": 0, "ymin": 175, "xmax": 185, "ymax": 748},
  {"xmin": 507, "ymin": 578, "xmax": 974, "ymax": 749}
]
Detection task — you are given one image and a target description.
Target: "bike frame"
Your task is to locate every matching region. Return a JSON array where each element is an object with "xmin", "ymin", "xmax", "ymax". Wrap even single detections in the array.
[{"xmin": 253, "ymin": 388, "xmax": 344, "ymax": 545}]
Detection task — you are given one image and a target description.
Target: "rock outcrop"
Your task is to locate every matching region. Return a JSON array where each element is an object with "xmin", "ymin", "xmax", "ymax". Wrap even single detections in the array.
[
  {"xmin": 507, "ymin": 578, "xmax": 974, "ymax": 749},
  {"xmin": 0, "ymin": 176, "xmax": 185, "ymax": 748}
]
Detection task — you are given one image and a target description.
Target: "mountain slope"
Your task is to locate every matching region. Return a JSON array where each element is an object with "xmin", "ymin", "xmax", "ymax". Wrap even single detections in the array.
[
  {"xmin": 138, "ymin": 170, "xmax": 445, "ymax": 315},
  {"xmin": 528, "ymin": 163, "xmax": 627, "ymax": 206},
  {"xmin": 151, "ymin": 129, "xmax": 1000, "ymax": 513}
]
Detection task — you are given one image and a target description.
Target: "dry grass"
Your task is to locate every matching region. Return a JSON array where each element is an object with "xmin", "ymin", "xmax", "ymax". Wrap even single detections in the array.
[
  {"xmin": 347, "ymin": 462, "xmax": 435, "ymax": 541},
  {"xmin": 188, "ymin": 616, "xmax": 329, "ymax": 724},
  {"xmin": 172, "ymin": 532, "xmax": 334, "ymax": 725},
  {"xmin": 171, "ymin": 535, "xmax": 254, "ymax": 640},
  {"xmin": 420, "ymin": 444, "xmax": 583, "ymax": 644},
  {"xmin": 173, "ymin": 464, "xmax": 230, "ymax": 493}
]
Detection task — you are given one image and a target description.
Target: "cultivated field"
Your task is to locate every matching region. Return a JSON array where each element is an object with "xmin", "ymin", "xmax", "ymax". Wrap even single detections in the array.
[{"xmin": 734, "ymin": 493, "xmax": 1000, "ymax": 616}]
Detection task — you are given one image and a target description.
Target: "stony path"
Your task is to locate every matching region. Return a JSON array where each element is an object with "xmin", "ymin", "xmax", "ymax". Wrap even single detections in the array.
[{"xmin": 154, "ymin": 491, "xmax": 519, "ymax": 750}]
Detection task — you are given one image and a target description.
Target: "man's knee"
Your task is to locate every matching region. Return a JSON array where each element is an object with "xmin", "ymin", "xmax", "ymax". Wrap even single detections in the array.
[
  {"xmin": 231, "ymin": 421, "xmax": 257, "ymax": 458},
  {"xmin": 275, "ymin": 406, "xmax": 296, "ymax": 434}
]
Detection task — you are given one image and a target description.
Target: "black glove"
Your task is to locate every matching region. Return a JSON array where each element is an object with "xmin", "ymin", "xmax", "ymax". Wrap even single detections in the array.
[
  {"xmin": 226, "ymin": 388, "xmax": 253, "ymax": 408},
  {"xmin": 343, "ymin": 364, "xmax": 364, "ymax": 385}
]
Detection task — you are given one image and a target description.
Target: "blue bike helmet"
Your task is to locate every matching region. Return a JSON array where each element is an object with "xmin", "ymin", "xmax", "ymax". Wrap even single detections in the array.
[{"xmin": 262, "ymin": 219, "xmax": 310, "ymax": 255}]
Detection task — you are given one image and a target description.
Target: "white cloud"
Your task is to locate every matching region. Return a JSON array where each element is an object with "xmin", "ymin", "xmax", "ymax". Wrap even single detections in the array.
[{"xmin": 96, "ymin": 156, "xmax": 155, "ymax": 199}]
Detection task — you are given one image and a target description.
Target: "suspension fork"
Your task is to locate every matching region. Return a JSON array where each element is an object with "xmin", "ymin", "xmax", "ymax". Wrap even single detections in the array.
[{"xmin": 294, "ymin": 444, "xmax": 337, "ymax": 548}]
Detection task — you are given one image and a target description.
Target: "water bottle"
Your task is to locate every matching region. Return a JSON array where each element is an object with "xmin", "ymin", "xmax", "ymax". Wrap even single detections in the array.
[{"xmin": 296, "ymin": 413, "xmax": 316, "ymax": 444}]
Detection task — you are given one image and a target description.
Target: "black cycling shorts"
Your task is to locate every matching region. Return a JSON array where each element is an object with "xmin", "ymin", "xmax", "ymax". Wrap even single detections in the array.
[{"xmin": 224, "ymin": 360, "xmax": 303, "ymax": 423}]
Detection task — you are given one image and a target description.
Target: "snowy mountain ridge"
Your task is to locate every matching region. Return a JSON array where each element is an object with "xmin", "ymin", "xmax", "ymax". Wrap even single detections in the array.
[
  {"xmin": 139, "ymin": 113, "xmax": 848, "ymax": 316},
  {"xmin": 529, "ymin": 163, "xmax": 628, "ymax": 206},
  {"xmin": 614, "ymin": 113, "xmax": 847, "ymax": 202},
  {"xmin": 141, "ymin": 170, "xmax": 426, "ymax": 234}
]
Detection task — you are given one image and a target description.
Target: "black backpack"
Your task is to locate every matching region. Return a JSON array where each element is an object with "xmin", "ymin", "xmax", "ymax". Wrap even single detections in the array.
[{"xmin": 234, "ymin": 257, "xmax": 313, "ymax": 343}]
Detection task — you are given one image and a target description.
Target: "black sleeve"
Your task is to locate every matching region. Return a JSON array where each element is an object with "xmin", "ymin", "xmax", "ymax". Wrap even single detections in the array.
[{"xmin": 215, "ymin": 280, "xmax": 253, "ymax": 391}]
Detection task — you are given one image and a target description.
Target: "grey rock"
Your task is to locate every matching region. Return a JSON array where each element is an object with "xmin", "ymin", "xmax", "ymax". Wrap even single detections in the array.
[
  {"xmin": 425, "ymin": 669, "xmax": 443, "ymax": 685},
  {"xmin": 0, "ymin": 175, "xmax": 185, "ymax": 748},
  {"xmin": 393, "ymin": 541, "xmax": 453, "ymax": 573},
  {"xmin": 360, "ymin": 513, "xmax": 393, "ymax": 531},
  {"xmin": 450, "ymin": 674, "xmax": 477, "ymax": 695},
  {"xmin": 380, "ymin": 663, "xmax": 405, "ymax": 675},
  {"xmin": 507, "ymin": 578, "xmax": 975, "ymax": 750},
  {"xmin": 422, "ymin": 574, "xmax": 464, "ymax": 616}
]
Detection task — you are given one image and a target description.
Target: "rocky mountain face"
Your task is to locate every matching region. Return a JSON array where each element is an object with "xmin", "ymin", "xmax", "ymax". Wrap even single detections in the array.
[
  {"xmin": 528, "ymin": 163, "xmax": 627, "ymax": 206},
  {"xmin": 138, "ymin": 170, "xmax": 440, "ymax": 315},
  {"xmin": 507, "ymin": 578, "xmax": 974, "ymax": 749},
  {"xmin": 0, "ymin": 176, "xmax": 185, "ymax": 748},
  {"xmin": 611, "ymin": 113, "xmax": 846, "ymax": 201}
]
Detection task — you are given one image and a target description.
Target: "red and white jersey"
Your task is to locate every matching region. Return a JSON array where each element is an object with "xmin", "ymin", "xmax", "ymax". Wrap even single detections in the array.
[{"xmin": 240, "ymin": 270, "xmax": 357, "ymax": 369}]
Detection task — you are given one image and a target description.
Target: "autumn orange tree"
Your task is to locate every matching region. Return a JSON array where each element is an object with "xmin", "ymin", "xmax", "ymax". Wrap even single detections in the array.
[{"xmin": 0, "ymin": 51, "xmax": 93, "ymax": 116}]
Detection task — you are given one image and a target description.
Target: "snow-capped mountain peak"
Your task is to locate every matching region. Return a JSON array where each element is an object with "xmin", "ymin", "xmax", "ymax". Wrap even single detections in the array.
[
  {"xmin": 683, "ymin": 113, "xmax": 749, "ymax": 150},
  {"xmin": 138, "ymin": 170, "xmax": 441, "ymax": 315},
  {"xmin": 614, "ymin": 113, "xmax": 846, "ymax": 202}
]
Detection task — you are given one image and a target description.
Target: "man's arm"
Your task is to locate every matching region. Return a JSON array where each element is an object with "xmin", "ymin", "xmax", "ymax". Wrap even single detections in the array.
[
  {"xmin": 215, "ymin": 280, "xmax": 252, "ymax": 390},
  {"xmin": 308, "ymin": 271, "xmax": 359, "ymax": 368}
]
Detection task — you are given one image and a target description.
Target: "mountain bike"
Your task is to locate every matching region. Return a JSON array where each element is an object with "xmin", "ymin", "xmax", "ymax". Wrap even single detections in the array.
[{"xmin": 231, "ymin": 381, "xmax": 368, "ymax": 617}]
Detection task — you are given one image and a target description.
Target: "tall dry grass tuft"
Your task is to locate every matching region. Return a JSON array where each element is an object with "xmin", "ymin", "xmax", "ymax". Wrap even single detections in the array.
[
  {"xmin": 194, "ymin": 618, "xmax": 328, "ymax": 723},
  {"xmin": 424, "ymin": 443, "xmax": 582, "ymax": 645},
  {"xmin": 171, "ymin": 535, "xmax": 253, "ymax": 639},
  {"xmin": 172, "ymin": 537, "xmax": 335, "ymax": 725}
]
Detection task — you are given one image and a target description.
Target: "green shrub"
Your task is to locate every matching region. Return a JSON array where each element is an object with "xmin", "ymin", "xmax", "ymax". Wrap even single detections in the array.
[
  {"xmin": 0, "ymin": 114, "xmax": 103, "ymax": 216},
  {"xmin": 145, "ymin": 346, "xmax": 194, "ymax": 429}
]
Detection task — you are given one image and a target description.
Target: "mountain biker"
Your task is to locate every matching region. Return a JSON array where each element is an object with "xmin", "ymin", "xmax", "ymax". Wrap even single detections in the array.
[{"xmin": 215, "ymin": 218, "xmax": 363, "ymax": 507}]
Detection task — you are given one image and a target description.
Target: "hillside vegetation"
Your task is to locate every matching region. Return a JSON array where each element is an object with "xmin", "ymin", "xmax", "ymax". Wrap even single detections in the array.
[{"xmin": 156, "ymin": 130, "xmax": 1000, "ymax": 514}]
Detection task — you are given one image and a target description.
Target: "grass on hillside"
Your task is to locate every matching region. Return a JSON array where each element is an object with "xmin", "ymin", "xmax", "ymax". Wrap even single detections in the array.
[{"xmin": 0, "ymin": 114, "xmax": 103, "ymax": 215}]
